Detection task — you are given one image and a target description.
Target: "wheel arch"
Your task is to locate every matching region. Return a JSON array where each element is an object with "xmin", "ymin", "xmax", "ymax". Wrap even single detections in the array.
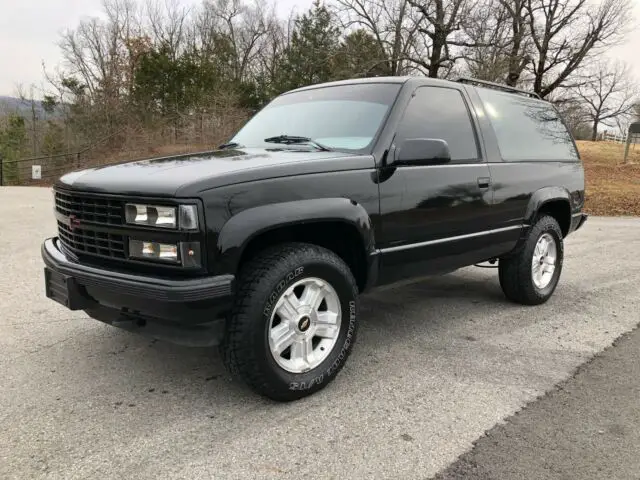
[
  {"xmin": 524, "ymin": 187, "xmax": 572, "ymax": 237},
  {"xmin": 216, "ymin": 198, "xmax": 377, "ymax": 292}
]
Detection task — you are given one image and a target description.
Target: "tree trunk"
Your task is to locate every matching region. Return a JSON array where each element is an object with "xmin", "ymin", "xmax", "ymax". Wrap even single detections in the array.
[
  {"xmin": 505, "ymin": 9, "xmax": 525, "ymax": 87},
  {"xmin": 31, "ymin": 100, "xmax": 38, "ymax": 156},
  {"xmin": 591, "ymin": 119, "xmax": 599, "ymax": 141},
  {"xmin": 428, "ymin": 32, "xmax": 445, "ymax": 78}
]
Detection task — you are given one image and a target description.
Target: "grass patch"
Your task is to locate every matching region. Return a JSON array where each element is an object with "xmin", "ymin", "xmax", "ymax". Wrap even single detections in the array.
[{"xmin": 577, "ymin": 141, "xmax": 640, "ymax": 216}]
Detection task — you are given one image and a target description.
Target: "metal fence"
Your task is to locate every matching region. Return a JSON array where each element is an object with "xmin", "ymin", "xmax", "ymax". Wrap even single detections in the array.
[{"xmin": 0, "ymin": 111, "xmax": 249, "ymax": 186}]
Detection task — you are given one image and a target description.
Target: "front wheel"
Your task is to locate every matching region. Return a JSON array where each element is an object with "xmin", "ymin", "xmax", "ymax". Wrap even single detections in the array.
[
  {"xmin": 220, "ymin": 243, "xmax": 359, "ymax": 401},
  {"xmin": 499, "ymin": 215, "xmax": 564, "ymax": 305}
]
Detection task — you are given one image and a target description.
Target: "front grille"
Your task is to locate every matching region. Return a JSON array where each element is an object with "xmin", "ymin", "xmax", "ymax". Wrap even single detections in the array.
[
  {"xmin": 57, "ymin": 221, "xmax": 126, "ymax": 258},
  {"xmin": 55, "ymin": 190, "xmax": 126, "ymax": 260},
  {"xmin": 55, "ymin": 190, "xmax": 123, "ymax": 226}
]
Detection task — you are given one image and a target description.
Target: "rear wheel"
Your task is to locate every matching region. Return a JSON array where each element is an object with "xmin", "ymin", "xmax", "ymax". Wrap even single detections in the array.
[
  {"xmin": 499, "ymin": 215, "xmax": 564, "ymax": 305},
  {"xmin": 220, "ymin": 243, "xmax": 358, "ymax": 401}
]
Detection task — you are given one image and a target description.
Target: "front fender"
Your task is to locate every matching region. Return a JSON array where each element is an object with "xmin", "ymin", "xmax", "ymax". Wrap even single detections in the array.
[{"xmin": 215, "ymin": 198, "xmax": 375, "ymax": 275}]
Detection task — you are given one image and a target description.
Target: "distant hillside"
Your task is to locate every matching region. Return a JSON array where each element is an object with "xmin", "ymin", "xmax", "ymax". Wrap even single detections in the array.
[{"xmin": 0, "ymin": 96, "xmax": 57, "ymax": 118}]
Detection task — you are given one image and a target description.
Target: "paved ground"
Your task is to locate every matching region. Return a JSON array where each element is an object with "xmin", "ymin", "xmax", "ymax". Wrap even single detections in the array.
[
  {"xmin": 434, "ymin": 325, "xmax": 640, "ymax": 480},
  {"xmin": 1, "ymin": 186, "xmax": 639, "ymax": 480}
]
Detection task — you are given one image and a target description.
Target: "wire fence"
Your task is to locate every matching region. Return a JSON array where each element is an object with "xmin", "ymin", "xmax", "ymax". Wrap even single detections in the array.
[
  {"xmin": 0, "ymin": 110, "xmax": 249, "ymax": 186},
  {"xmin": 0, "ymin": 152, "xmax": 80, "ymax": 186},
  {"xmin": 0, "ymin": 144, "xmax": 224, "ymax": 186}
]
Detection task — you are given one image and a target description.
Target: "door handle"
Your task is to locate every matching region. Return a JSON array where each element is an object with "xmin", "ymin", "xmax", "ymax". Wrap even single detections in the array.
[{"xmin": 477, "ymin": 177, "xmax": 491, "ymax": 189}]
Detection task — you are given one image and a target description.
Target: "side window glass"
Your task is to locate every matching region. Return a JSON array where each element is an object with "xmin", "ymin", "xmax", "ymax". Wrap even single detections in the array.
[
  {"xmin": 396, "ymin": 86, "xmax": 479, "ymax": 163},
  {"xmin": 476, "ymin": 88, "xmax": 579, "ymax": 161}
]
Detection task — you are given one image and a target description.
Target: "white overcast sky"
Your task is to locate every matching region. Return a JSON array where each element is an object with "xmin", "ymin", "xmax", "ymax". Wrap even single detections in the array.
[{"xmin": 0, "ymin": 0, "xmax": 638, "ymax": 97}]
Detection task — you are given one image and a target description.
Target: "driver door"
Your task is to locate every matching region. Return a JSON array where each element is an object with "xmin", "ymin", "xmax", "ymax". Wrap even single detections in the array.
[{"xmin": 376, "ymin": 85, "xmax": 499, "ymax": 284}]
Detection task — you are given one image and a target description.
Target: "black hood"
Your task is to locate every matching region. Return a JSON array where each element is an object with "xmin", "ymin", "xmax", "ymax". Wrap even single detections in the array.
[{"xmin": 57, "ymin": 148, "xmax": 373, "ymax": 197}]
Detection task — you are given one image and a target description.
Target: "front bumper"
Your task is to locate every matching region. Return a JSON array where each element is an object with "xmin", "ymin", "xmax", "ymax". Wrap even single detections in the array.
[{"xmin": 41, "ymin": 237, "xmax": 234, "ymax": 346}]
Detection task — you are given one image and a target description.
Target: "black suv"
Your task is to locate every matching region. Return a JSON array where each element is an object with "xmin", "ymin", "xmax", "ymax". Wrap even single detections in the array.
[{"xmin": 42, "ymin": 76, "xmax": 587, "ymax": 400}]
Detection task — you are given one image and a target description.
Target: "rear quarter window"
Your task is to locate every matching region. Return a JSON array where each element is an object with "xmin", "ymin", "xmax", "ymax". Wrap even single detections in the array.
[{"xmin": 476, "ymin": 88, "xmax": 579, "ymax": 162}]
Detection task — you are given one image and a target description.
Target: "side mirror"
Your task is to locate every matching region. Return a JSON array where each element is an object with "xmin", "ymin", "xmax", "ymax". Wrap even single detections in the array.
[{"xmin": 394, "ymin": 138, "xmax": 452, "ymax": 166}]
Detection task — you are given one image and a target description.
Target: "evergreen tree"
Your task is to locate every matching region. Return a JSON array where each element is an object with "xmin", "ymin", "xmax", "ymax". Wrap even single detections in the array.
[
  {"xmin": 272, "ymin": 1, "xmax": 341, "ymax": 94},
  {"xmin": 42, "ymin": 121, "xmax": 67, "ymax": 169},
  {"xmin": 0, "ymin": 114, "xmax": 27, "ymax": 184},
  {"xmin": 334, "ymin": 29, "xmax": 389, "ymax": 79}
]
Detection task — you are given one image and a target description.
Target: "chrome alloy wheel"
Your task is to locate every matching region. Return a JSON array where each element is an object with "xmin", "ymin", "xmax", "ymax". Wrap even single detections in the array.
[
  {"xmin": 268, "ymin": 277, "xmax": 342, "ymax": 374},
  {"xmin": 532, "ymin": 233, "xmax": 557, "ymax": 289}
]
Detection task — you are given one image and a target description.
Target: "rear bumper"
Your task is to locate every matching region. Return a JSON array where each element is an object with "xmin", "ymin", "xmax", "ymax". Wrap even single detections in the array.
[
  {"xmin": 41, "ymin": 237, "xmax": 234, "ymax": 346},
  {"xmin": 570, "ymin": 213, "xmax": 588, "ymax": 234}
]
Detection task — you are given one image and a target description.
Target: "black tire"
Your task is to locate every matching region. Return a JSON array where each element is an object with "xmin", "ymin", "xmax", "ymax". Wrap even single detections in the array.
[
  {"xmin": 219, "ymin": 242, "xmax": 359, "ymax": 401},
  {"xmin": 498, "ymin": 215, "xmax": 564, "ymax": 305}
]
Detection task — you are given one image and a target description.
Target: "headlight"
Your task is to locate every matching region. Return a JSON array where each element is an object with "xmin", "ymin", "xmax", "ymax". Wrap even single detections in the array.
[
  {"xmin": 125, "ymin": 204, "xmax": 198, "ymax": 230},
  {"xmin": 126, "ymin": 204, "xmax": 176, "ymax": 228},
  {"xmin": 129, "ymin": 240, "xmax": 179, "ymax": 263},
  {"xmin": 128, "ymin": 240, "xmax": 202, "ymax": 267}
]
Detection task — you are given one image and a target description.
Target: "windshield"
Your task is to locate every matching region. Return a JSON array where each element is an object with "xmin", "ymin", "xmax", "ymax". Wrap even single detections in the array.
[{"xmin": 230, "ymin": 83, "xmax": 402, "ymax": 153}]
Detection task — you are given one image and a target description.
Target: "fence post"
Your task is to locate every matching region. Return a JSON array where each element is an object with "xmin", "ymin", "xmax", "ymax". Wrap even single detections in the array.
[{"xmin": 624, "ymin": 131, "xmax": 631, "ymax": 164}]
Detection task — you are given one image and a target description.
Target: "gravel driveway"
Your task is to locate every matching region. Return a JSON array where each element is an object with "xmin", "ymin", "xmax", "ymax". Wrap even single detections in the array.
[{"xmin": 1, "ymin": 186, "xmax": 639, "ymax": 479}]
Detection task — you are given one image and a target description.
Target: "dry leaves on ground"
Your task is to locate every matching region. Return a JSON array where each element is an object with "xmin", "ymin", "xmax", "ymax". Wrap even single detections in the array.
[{"xmin": 577, "ymin": 141, "xmax": 640, "ymax": 216}]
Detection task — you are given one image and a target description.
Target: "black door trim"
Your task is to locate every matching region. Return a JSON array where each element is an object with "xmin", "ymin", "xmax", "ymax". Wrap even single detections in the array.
[{"xmin": 378, "ymin": 225, "xmax": 522, "ymax": 254}]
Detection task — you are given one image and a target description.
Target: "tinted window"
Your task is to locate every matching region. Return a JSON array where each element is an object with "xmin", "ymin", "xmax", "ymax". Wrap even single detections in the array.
[
  {"xmin": 396, "ymin": 86, "xmax": 479, "ymax": 162},
  {"xmin": 476, "ymin": 88, "xmax": 578, "ymax": 161},
  {"xmin": 231, "ymin": 83, "xmax": 401, "ymax": 153}
]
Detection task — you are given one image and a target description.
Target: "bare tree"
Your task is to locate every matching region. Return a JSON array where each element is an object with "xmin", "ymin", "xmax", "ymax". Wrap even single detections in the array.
[
  {"xmin": 501, "ymin": 0, "xmax": 533, "ymax": 86},
  {"xmin": 145, "ymin": 0, "xmax": 191, "ymax": 59},
  {"xmin": 526, "ymin": 0, "xmax": 633, "ymax": 98},
  {"xmin": 545, "ymin": 91, "xmax": 592, "ymax": 139},
  {"xmin": 408, "ymin": 0, "xmax": 477, "ymax": 78},
  {"xmin": 335, "ymin": 0, "xmax": 424, "ymax": 76},
  {"xmin": 197, "ymin": 0, "xmax": 277, "ymax": 83},
  {"xmin": 461, "ymin": 0, "xmax": 533, "ymax": 85},
  {"xmin": 463, "ymin": 0, "xmax": 510, "ymax": 81},
  {"xmin": 576, "ymin": 60, "xmax": 638, "ymax": 141},
  {"xmin": 59, "ymin": 18, "xmax": 113, "ymax": 98},
  {"xmin": 15, "ymin": 84, "xmax": 41, "ymax": 156},
  {"xmin": 55, "ymin": 0, "xmax": 148, "ymax": 146},
  {"xmin": 59, "ymin": 0, "xmax": 139, "ymax": 105},
  {"xmin": 254, "ymin": 15, "xmax": 289, "ymax": 92}
]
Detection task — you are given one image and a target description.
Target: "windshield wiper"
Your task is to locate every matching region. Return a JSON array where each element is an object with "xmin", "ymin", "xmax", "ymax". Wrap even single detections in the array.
[
  {"xmin": 264, "ymin": 135, "xmax": 332, "ymax": 152},
  {"xmin": 218, "ymin": 141, "xmax": 242, "ymax": 150}
]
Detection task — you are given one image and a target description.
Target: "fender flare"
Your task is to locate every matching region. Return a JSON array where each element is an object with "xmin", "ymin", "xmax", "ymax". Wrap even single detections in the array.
[
  {"xmin": 215, "ymin": 197, "xmax": 376, "ymax": 275},
  {"xmin": 523, "ymin": 186, "xmax": 572, "ymax": 226}
]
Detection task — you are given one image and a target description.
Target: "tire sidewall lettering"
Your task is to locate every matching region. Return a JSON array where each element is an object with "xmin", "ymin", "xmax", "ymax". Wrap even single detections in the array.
[
  {"xmin": 289, "ymin": 299, "xmax": 357, "ymax": 391},
  {"xmin": 263, "ymin": 266, "xmax": 304, "ymax": 318}
]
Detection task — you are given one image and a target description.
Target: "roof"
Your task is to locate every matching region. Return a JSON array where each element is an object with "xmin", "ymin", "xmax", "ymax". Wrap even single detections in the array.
[
  {"xmin": 288, "ymin": 76, "xmax": 412, "ymax": 93},
  {"xmin": 285, "ymin": 75, "xmax": 546, "ymax": 103}
]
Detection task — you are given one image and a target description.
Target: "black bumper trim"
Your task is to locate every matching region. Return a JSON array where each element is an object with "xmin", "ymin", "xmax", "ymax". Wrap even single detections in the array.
[
  {"xmin": 577, "ymin": 213, "xmax": 588, "ymax": 230},
  {"xmin": 42, "ymin": 237, "xmax": 234, "ymax": 303},
  {"xmin": 572, "ymin": 212, "xmax": 588, "ymax": 233}
]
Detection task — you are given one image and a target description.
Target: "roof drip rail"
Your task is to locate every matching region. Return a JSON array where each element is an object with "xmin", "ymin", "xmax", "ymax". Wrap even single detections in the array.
[{"xmin": 455, "ymin": 77, "xmax": 541, "ymax": 99}]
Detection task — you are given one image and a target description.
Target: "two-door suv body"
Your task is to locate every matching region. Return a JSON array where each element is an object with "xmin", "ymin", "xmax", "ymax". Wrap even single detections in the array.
[{"xmin": 42, "ymin": 76, "xmax": 587, "ymax": 400}]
